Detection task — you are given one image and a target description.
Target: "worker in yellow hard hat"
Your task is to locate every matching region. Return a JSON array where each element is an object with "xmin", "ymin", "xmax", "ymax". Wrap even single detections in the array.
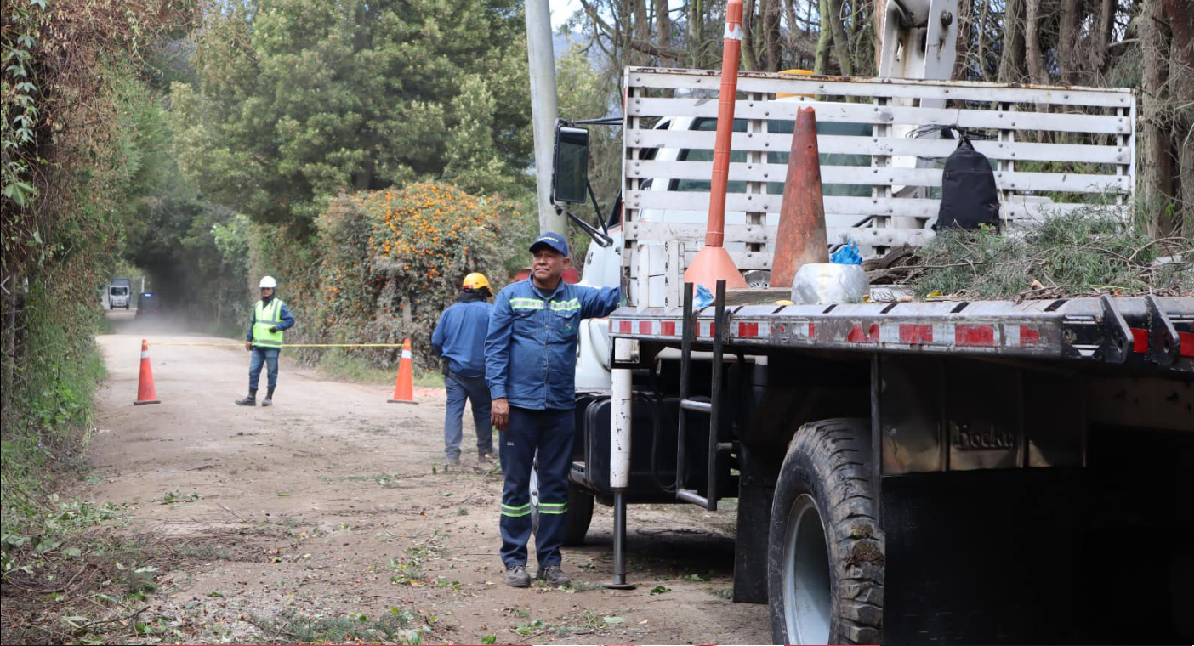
[{"xmin": 431, "ymin": 272, "xmax": 495, "ymax": 467}]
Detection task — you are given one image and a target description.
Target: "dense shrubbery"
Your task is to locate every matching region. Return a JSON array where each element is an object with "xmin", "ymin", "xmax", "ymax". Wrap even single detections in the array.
[
  {"xmin": 251, "ymin": 183, "xmax": 527, "ymax": 371},
  {"xmin": 1, "ymin": 0, "xmax": 194, "ymax": 586}
]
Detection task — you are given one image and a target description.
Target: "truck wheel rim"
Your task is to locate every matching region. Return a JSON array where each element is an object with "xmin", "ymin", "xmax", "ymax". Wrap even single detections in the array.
[
  {"xmin": 782, "ymin": 493, "xmax": 831, "ymax": 644},
  {"xmin": 529, "ymin": 469, "xmax": 539, "ymax": 507}
]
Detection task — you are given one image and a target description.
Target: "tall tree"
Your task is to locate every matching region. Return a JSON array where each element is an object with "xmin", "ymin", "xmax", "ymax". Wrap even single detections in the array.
[
  {"xmin": 170, "ymin": 0, "xmax": 531, "ymax": 226},
  {"xmin": 826, "ymin": 0, "xmax": 852, "ymax": 75},
  {"xmin": 1024, "ymin": 0, "xmax": 1047, "ymax": 84},
  {"xmin": 815, "ymin": 0, "xmax": 831, "ymax": 74},
  {"xmin": 1160, "ymin": 0, "xmax": 1194, "ymax": 236},
  {"xmin": 998, "ymin": 0, "xmax": 1026, "ymax": 81}
]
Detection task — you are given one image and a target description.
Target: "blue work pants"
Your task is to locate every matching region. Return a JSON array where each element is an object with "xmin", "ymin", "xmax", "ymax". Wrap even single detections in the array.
[
  {"xmin": 444, "ymin": 372, "xmax": 493, "ymax": 460},
  {"xmin": 248, "ymin": 347, "xmax": 279, "ymax": 391},
  {"xmin": 499, "ymin": 406, "xmax": 574, "ymax": 568}
]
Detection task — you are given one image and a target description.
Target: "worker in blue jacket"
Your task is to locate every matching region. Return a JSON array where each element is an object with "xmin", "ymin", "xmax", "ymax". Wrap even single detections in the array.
[
  {"xmin": 432, "ymin": 273, "xmax": 495, "ymax": 467},
  {"xmin": 485, "ymin": 232, "xmax": 621, "ymax": 588}
]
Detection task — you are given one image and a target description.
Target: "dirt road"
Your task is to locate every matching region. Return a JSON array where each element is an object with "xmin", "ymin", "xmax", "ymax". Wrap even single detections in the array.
[{"xmin": 83, "ymin": 312, "xmax": 769, "ymax": 644}]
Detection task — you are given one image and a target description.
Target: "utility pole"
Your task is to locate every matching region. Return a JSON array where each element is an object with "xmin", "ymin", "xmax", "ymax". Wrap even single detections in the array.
[{"xmin": 525, "ymin": 0, "xmax": 566, "ymax": 234}]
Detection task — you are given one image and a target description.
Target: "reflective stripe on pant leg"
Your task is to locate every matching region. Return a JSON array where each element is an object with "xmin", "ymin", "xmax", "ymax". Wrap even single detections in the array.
[
  {"xmin": 499, "ymin": 406, "xmax": 537, "ymax": 567},
  {"xmin": 501, "ymin": 503, "xmax": 531, "ymax": 518},
  {"xmin": 533, "ymin": 408, "xmax": 576, "ymax": 568}
]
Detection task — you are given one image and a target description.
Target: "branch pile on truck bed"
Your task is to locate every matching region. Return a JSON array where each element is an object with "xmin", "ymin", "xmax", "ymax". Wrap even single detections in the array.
[{"xmin": 879, "ymin": 210, "xmax": 1193, "ymax": 300}]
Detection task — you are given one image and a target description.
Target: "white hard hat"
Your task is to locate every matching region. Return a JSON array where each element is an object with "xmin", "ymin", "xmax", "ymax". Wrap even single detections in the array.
[{"xmin": 259, "ymin": 275, "xmax": 277, "ymax": 288}]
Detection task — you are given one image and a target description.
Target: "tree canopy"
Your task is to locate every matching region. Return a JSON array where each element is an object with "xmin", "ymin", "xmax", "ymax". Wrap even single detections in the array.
[{"xmin": 170, "ymin": 0, "xmax": 534, "ymax": 225}]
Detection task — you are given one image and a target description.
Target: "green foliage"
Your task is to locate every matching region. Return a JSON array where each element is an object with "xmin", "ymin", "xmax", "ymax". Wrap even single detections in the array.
[
  {"xmin": 1, "ymin": 0, "xmax": 195, "ymax": 601},
  {"xmin": 249, "ymin": 607, "xmax": 427, "ymax": 645},
  {"xmin": 252, "ymin": 182, "xmax": 520, "ymax": 370},
  {"xmin": 170, "ymin": 0, "xmax": 533, "ymax": 226},
  {"xmin": 0, "ymin": 0, "xmax": 46, "ymax": 210},
  {"xmin": 1, "ymin": 281, "xmax": 111, "ymax": 578},
  {"xmin": 914, "ymin": 210, "xmax": 1194, "ymax": 299},
  {"xmin": 1, "ymin": 497, "xmax": 123, "ymax": 580},
  {"xmin": 554, "ymin": 41, "xmax": 622, "ymax": 258}
]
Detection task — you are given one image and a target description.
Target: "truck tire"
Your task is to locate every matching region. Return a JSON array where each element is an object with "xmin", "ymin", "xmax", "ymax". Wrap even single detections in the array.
[
  {"xmin": 530, "ymin": 469, "xmax": 593, "ymax": 545},
  {"xmin": 561, "ymin": 480, "xmax": 594, "ymax": 546},
  {"xmin": 767, "ymin": 418, "xmax": 883, "ymax": 645}
]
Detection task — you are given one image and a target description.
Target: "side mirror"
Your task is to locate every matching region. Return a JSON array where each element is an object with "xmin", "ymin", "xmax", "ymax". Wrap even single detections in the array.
[{"xmin": 552, "ymin": 124, "xmax": 589, "ymax": 203}]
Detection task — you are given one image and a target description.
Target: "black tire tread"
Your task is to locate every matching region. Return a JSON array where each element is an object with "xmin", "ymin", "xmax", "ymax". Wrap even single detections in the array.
[{"xmin": 768, "ymin": 418, "xmax": 885, "ymax": 645}]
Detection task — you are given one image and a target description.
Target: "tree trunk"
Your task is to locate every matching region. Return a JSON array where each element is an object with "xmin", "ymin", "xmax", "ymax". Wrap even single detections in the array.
[
  {"xmin": 743, "ymin": 0, "xmax": 760, "ymax": 71},
  {"xmin": 874, "ymin": 0, "xmax": 887, "ymax": 72},
  {"xmin": 953, "ymin": 0, "xmax": 973, "ymax": 81},
  {"xmin": 633, "ymin": 0, "xmax": 649, "ymax": 65},
  {"xmin": 689, "ymin": 0, "xmax": 705, "ymax": 68},
  {"xmin": 1092, "ymin": 0, "xmax": 1117, "ymax": 75},
  {"xmin": 1056, "ymin": 0, "xmax": 1082, "ymax": 84},
  {"xmin": 783, "ymin": 0, "xmax": 799, "ymax": 61},
  {"xmin": 762, "ymin": 0, "xmax": 783, "ymax": 71},
  {"xmin": 1162, "ymin": 0, "xmax": 1194, "ymax": 237},
  {"xmin": 975, "ymin": 0, "xmax": 992, "ymax": 80},
  {"xmin": 998, "ymin": 0, "xmax": 1026, "ymax": 82},
  {"xmin": 815, "ymin": 0, "xmax": 831, "ymax": 74},
  {"xmin": 1025, "ymin": 0, "xmax": 1048, "ymax": 84},
  {"xmin": 654, "ymin": 0, "xmax": 671, "ymax": 52},
  {"xmin": 826, "ymin": 0, "xmax": 852, "ymax": 75},
  {"xmin": 1142, "ymin": 0, "xmax": 1177, "ymax": 236}
]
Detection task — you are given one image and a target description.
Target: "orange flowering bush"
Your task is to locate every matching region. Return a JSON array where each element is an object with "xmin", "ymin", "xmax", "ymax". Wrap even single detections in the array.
[{"xmin": 253, "ymin": 182, "xmax": 520, "ymax": 370}]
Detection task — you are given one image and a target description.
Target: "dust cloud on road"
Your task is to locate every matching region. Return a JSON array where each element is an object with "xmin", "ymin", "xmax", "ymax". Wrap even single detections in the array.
[{"xmin": 82, "ymin": 311, "xmax": 768, "ymax": 644}]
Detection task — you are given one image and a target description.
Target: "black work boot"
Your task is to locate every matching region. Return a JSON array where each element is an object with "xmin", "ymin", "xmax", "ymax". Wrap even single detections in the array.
[
  {"xmin": 262, "ymin": 388, "xmax": 275, "ymax": 407},
  {"xmin": 505, "ymin": 565, "xmax": 531, "ymax": 588},
  {"xmin": 235, "ymin": 390, "xmax": 257, "ymax": 406},
  {"xmin": 538, "ymin": 565, "xmax": 571, "ymax": 587}
]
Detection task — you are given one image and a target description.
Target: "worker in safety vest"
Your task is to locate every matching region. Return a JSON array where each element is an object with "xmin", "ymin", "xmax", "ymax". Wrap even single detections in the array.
[
  {"xmin": 432, "ymin": 272, "xmax": 495, "ymax": 467},
  {"xmin": 235, "ymin": 275, "xmax": 296, "ymax": 407},
  {"xmin": 485, "ymin": 233, "xmax": 621, "ymax": 588}
]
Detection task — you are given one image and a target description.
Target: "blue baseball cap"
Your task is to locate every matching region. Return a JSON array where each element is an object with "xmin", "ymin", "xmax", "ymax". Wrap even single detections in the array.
[{"xmin": 529, "ymin": 231, "xmax": 569, "ymax": 257}]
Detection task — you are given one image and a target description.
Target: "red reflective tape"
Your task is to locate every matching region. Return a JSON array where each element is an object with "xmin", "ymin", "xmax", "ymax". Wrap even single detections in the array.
[
  {"xmin": 1019, "ymin": 325, "xmax": 1041, "ymax": 348},
  {"xmin": 661, "ymin": 321, "xmax": 676, "ymax": 336},
  {"xmin": 1179, "ymin": 331, "xmax": 1194, "ymax": 359},
  {"xmin": 1130, "ymin": 328, "xmax": 1149, "ymax": 354},
  {"xmin": 955, "ymin": 325, "xmax": 995, "ymax": 347},
  {"xmin": 899, "ymin": 324, "xmax": 933, "ymax": 344},
  {"xmin": 808, "ymin": 322, "xmax": 816, "ymax": 338},
  {"xmin": 848, "ymin": 324, "xmax": 881, "ymax": 343},
  {"xmin": 738, "ymin": 322, "xmax": 759, "ymax": 337},
  {"xmin": 639, "ymin": 320, "xmax": 652, "ymax": 335},
  {"xmin": 618, "ymin": 320, "xmax": 632, "ymax": 334}
]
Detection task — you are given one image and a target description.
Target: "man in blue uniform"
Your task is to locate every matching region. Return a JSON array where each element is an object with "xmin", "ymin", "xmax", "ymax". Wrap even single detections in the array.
[
  {"xmin": 485, "ymin": 232, "xmax": 621, "ymax": 588},
  {"xmin": 432, "ymin": 273, "xmax": 495, "ymax": 467}
]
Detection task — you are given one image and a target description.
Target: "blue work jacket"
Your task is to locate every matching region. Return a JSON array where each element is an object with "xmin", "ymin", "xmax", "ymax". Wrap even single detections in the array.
[
  {"xmin": 485, "ymin": 279, "xmax": 621, "ymax": 410},
  {"xmin": 431, "ymin": 294, "xmax": 493, "ymax": 378}
]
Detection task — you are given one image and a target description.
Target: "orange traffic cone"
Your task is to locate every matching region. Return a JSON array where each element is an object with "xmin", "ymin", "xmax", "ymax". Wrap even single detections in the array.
[
  {"xmin": 134, "ymin": 339, "xmax": 161, "ymax": 405},
  {"xmin": 387, "ymin": 338, "xmax": 418, "ymax": 405},
  {"xmin": 770, "ymin": 106, "xmax": 830, "ymax": 288}
]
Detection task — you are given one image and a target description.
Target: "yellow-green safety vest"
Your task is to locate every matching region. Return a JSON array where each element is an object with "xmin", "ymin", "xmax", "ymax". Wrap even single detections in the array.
[{"xmin": 253, "ymin": 299, "xmax": 285, "ymax": 348}]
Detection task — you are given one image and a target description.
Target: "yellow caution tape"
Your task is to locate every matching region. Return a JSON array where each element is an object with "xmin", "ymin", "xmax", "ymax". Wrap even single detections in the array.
[{"xmin": 148, "ymin": 342, "xmax": 408, "ymax": 348}]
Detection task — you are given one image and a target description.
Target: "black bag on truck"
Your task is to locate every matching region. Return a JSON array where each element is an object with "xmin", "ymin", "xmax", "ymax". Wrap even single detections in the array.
[{"xmin": 934, "ymin": 135, "xmax": 1000, "ymax": 231}]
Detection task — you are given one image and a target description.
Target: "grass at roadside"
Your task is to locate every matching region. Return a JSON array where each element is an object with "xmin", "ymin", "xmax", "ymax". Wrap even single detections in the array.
[{"xmin": 315, "ymin": 348, "xmax": 444, "ymax": 388}]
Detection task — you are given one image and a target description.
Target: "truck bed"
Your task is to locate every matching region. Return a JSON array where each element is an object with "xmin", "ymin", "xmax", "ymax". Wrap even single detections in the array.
[{"xmin": 610, "ymin": 295, "xmax": 1194, "ymax": 372}]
